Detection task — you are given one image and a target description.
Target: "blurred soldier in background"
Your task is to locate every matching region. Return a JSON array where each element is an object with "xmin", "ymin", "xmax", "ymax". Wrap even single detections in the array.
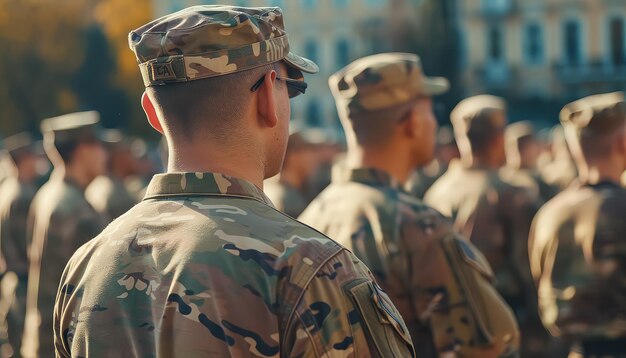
[
  {"xmin": 538, "ymin": 125, "xmax": 578, "ymax": 192},
  {"xmin": 85, "ymin": 129, "xmax": 138, "ymax": 223},
  {"xmin": 424, "ymin": 96, "xmax": 537, "ymax": 348},
  {"xmin": 265, "ymin": 128, "xmax": 322, "ymax": 217},
  {"xmin": 503, "ymin": 121, "xmax": 558, "ymax": 204},
  {"xmin": 529, "ymin": 92, "xmax": 626, "ymax": 358},
  {"xmin": 22, "ymin": 112, "xmax": 106, "ymax": 358},
  {"xmin": 405, "ymin": 125, "xmax": 459, "ymax": 199},
  {"xmin": 300, "ymin": 53, "xmax": 519, "ymax": 357},
  {"xmin": 53, "ymin": 6, "xmax": 415, "ymax": 357},
  {"xmin": 0, "ymin": 133, "xmax": 39, "ymax": 357}
]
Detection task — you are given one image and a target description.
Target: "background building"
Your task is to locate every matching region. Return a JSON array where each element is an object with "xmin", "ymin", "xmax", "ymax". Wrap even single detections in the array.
[{"xmin": 457, "ymin": 0, "xmax": 626, "ymax": 122}]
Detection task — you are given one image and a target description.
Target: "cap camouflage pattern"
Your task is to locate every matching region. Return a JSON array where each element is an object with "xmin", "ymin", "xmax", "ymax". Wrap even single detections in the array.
[
  {"xmin": 40, "ymin": 111, "xmax": 101, "ymax": 146},
  {"xmin": 129, "ymin": 5, "xmax": 319, "ymax": 87},
  {"xmin": 451, "ymin": 95, "xmax": 507, "ymax": 137},
  {"xmin": 560, "ymin": 92, "xmax": 626, "ymax": 133},
  {"xmin": 329, "ymin": 53, "xmax": 449, "ymax": 113}
]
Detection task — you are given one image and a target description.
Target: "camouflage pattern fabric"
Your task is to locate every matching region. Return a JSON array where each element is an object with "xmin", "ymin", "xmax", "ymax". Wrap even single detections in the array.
[
  {"xmin": 0, "ymin": 177, "xmax": 36, "ymax": 355},
  {"xmin": 328, "ymin": 53, "xmax": 448, "ymax": 114},
  {"xmin": 264, "ymin": 180, "xmax": 307, "ymax": 218},
  {"xmin": 129, "ymin": 6, "xmax": 318, "ymax": 87},
  {"xmin": 85, "ymin": 175, "xmax": 138, "ymax": 224},
  {"xmin": 22, "ymin": 173, "xmax": 105, "ymax": 358},
  {"xmin": 299, "ymin": 168, "xmax": 520, "ymax": 357},
  {"xmin": 529, "ymin": 181, "xmax": 626, "ymax": 343},
  {"xmin": 54, "ymin": 172, "xmax": 415, "ymax": 357},
  {"xmin": 424, "ymin": 162, "xmax": 538, "ymax": 306}
]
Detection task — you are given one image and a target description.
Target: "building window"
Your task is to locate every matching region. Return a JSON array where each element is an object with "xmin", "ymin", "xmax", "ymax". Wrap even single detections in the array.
[
  {"xmin": 564, "ymin": 19, "xmax": 582, "ymax": 66},
  {"xmin": 300, "ymin": 0, "xmax": 316, "ymax": 9},
  {"xmin": 524, "ymin": 22, "xmax": 544, "ymax": 65},
  {"xmin": 304, "ymin": 40, "xmax": 319, "ymax": 66},
  {"xmin": 334, "ymin": 0, "xmax": 349, "ymax": 8},
  {"xmin": 306, "ymin": 100, "xmax": 322, "ymax": 127},
  {"xmin": 336, "ymin": 39, "xmax": 350, "ymax": 68},
  {"xmin": 610, "ymin": 17, "xmax": 625, "ymax": 66},
  {"xmin": 487, "ymin": 25, "xmax": 504, "ymax": 61}
]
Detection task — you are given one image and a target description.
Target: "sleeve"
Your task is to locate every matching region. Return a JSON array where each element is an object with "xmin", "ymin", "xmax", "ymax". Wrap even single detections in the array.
[
  {"xmin": 400, "ymin": 213, "xmax": 520, "ymax": 357},
  {"xmin": 283, "ymin": 250, "xmax": 415, "ymax": 358},
  {"xmin": 53, "ymin": 262, "xmax": 73, "ymax": 358}
]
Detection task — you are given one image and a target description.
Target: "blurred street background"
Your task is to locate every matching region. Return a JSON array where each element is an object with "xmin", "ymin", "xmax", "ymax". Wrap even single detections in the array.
[{"xmin": 1, "ymin": 0, "xmax": 625, "ymax": 139}]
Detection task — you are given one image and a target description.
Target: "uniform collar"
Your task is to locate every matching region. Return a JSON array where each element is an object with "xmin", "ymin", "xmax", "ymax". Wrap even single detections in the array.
[
  {"xmin": 143, "ymin": 172, "xmax": 274, "ymax": 207},
  {"xmin": 345, "ymin": 168, "xmax": 400, "ymax": 189}
]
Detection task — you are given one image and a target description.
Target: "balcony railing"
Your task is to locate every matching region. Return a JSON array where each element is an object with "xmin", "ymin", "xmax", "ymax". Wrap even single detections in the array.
[{"xmin": 554, "ymin": 61, "xmax": 626, "ymax": 84}]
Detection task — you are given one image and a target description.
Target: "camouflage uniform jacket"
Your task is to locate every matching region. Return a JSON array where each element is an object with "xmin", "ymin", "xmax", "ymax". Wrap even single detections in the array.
[
  {"xmin": 299, "ymin": 168, "xmax": 520, "ymax": 357},
  {"xmin": 54, "ymin": 172, "xmax": 416, "ymax": 357},
  {"xmin": 0, "ymin": 176, "xmax": 36, "ymax": 277},
  {"xmin": 529, "ymin": 180, "xmax": 626, "ymax": 340},
  {"xmin": 424, "ymin": 163, "xmax": 537, "ymax": 303},
  {"xmin": 23, "ymin": 173, "xmax": 105, "ymax": 358}
]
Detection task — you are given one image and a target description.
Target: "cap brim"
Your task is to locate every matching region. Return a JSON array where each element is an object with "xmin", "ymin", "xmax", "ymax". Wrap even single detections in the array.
[
  {"xmin": 422, "ymin": 76, "xmax": 450, "ymax": 96},
  {"xmin": 284, "ymin": 52, "xmax": 319, "ymax": 74}
]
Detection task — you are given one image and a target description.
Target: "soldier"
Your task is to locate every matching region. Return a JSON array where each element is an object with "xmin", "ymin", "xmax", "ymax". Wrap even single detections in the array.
[
  {"xmin": 299, "ymin": 53, "xmax": 519, "ymax": 357},
  {"xmin": 529, "ymin": 92, "xmax": 626, "ymax": 357},
  {"xmin": 424, "ymin": 96, "xmax": 537, "ymax": 318},
  {"xmin": 538, "ymin": 125, "xmax": 578, "ymax": 192},
  {"xmin": 22, "ymin": 112, "xmax": 107, "ymax": 358},
  {"xmin": 264, "ymin": 129, "xmax": 321, "ymax": 217},
  {"xmin": 502, "ymin": 121, "xmax": 558, "ymax": 204},
  {"xmin": 53, "ymin": 6, "xmax": 415, "ymax": 357},
  {"xmin": 85, "ymin": 129, "xmax": 138, "ymax": 223},
  {"xmin": 0, "ymin": 133, "xmax": 39, "ymax": 356}
]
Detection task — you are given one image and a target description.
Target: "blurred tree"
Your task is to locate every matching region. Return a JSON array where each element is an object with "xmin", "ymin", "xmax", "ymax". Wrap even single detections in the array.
[
  {"xmin": 0, "ymin": 0, "xmax": 89, "ymax": 135},
  {"xmin": 94, "ymin": 0, "xmax": 154, "ymax": 137},
  {"xmin": 0, "ymin": 0, "xmax": 154, "ymax": 138},
  {"xmin": 72, "ymin": 25, "xmax": 130, "ymax": 129}
]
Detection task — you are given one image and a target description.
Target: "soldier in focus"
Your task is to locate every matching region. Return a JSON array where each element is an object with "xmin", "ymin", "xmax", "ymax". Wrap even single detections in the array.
[
  {"xmin": 529, "ymin": 92, "xmax": 626, "ymax": 357},
  {"xmin": 22, "ymin": 112, "xmax": 107, "ymax": 358},
  {"xmin": 0, "ymin": 133, "xmax": 39, "ymax": 357},
  {"xmin": 85, "ymin": 130, "xmax": 138, "ymax": 223},
  {"xmin": 264, "ymin": 129, "xmax": 322, "ymax": 217},
  {"xmin": 53, "ymin": 6, "xmax": 415, "ymax": 357},
  {"xmin": 503, "ymin": 121, "xmax": 558, "ymax": 204},
  {"xmin": 299, "ymin": 53, "xmax": 519, "ymax": 357}
]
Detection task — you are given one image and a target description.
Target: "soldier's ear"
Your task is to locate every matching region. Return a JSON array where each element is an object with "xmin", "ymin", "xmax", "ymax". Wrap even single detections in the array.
[
  {"xmin": 256, "ymin": 70, "xmax": 279, "ymax": 129},
  {"xmin": 141, "ymin": 91, "xmax": 164, "ymax": 134}
]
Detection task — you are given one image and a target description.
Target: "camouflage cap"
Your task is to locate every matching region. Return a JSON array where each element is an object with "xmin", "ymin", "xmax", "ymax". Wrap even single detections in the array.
[
  {"xmin": 40, "ymin": 111, "xmax": 101, "ymax": 146},
  {"xmin": 128, "ymin": 5, "xmax": 319, "ymax": 87},
  {"xmin": 560, "ymin": 92, "xmax": 626, "ymax": 134},
  {"xmin": 329, "ymin": 53, "xmax": 449, "ymax": 113},
  {"xmin": 451, "ymin": 95, "xmax": 507, "ymax": 136}
]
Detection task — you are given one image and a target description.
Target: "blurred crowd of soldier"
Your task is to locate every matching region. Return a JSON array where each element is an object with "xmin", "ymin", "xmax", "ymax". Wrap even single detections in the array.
[{"xmin": 0, "ymin": 4, "xmax": 624, "ymax": 358}]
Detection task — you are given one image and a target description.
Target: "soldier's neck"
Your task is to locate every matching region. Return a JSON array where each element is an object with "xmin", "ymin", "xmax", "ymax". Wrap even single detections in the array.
[
  {"xmin": 167, "ymin": 144, "xmax": 265, "ymax": 189},
  {"xmin": 578, "ymin": 159, "xmax": 623, "ymax": 185},
  {"xmin": 347, "ymin": 145, "xmax": 413, "ymax": 184},
  {"xmin": 463, "ymin": 153, "xmax": 501, "ymax": 170}
]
